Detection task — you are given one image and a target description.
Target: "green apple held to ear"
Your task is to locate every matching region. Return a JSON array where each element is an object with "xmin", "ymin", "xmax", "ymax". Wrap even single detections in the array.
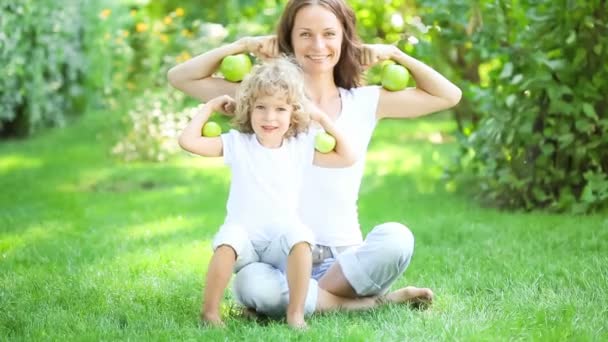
[
  {"xmin": 315, "ymin": 132, "xmax": 336, "ymax": 153},
  {"xmin": 220, "ymin": 54, "xmax": 253, "ymax": 82},
  {"xmin": 202, "ymin": 121, "xmax": 222, "ymax": 137},
  {"xmin": 382, "ymin": 64, "xmax": 410, "ymax": 91}
]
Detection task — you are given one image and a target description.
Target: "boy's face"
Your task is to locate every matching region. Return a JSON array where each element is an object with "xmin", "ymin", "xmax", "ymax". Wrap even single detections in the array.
[{"xmin": 251, "ymin": 93, "xmax": 293, "ymax": 148}]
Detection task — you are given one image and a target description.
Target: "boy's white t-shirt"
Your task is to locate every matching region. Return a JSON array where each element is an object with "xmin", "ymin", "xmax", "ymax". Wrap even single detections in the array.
[
  {"xmin": 298, "ymin": 86, "xmax": 381, "ymax": 246},
  {"xmin": 221, "ymin": 130, "xmax": 315, "ymax": 242}
]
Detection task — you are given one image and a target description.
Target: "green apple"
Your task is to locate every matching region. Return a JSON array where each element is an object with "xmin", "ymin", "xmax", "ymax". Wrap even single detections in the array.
[
  {"xmin": 219, "ymin": 54, "xmax": 252, "ymax": 82},
  {"xmin": 381, "ymin": 64, "xmax": 410, "ymax": 91},
  {"xmin": 202, "ymin": 121, "xmax": 222, "ymax": 137},
  {"xmin": 315, "ymin": 132, "xmax": 336, "ymax": 153}
]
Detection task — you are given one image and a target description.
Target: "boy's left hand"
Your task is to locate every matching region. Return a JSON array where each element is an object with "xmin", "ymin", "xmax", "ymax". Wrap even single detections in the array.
[{"xmin": 206, "ymin": 95, "xmax": 236, "ymax": 116}]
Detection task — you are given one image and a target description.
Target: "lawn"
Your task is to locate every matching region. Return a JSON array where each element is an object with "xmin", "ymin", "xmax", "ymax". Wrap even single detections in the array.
[{"xmin": 1, "ymin": 109, "xmax": 606, "ymax": 341}]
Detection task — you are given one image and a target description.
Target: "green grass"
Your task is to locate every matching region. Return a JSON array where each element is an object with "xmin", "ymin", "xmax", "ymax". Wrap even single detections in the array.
[{"xmin": 1, "ymin": 109, "xmax": 607, "ymax": 341}]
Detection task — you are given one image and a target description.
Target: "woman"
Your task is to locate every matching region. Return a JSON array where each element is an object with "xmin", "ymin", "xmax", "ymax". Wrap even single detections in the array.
[{"xmin": 168, "ymin": 0, "xmax": 461, "ymax": 319}]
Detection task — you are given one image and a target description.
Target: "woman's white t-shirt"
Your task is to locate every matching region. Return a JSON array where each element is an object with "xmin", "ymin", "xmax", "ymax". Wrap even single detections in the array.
[{"xmin": 298, "ymin": 86, "xmax": 381, "ymax": 246}]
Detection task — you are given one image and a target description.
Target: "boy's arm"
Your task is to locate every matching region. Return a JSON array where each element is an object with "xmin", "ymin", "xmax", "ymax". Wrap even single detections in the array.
[
  {"xmin": 178, "ymin": 96, "xmax": 234, "ymax": 157},
  {"xmin": 312, "ymin": 111, "xmax": 357, "ymax": 168}
]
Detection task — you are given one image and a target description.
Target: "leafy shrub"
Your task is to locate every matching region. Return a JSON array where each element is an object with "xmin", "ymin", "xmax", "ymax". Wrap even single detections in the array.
[
  {"xmin": 112, "ymin": 89, "xmax": 191, "ymax": 162},
  {"xmin": 420, "ymin": 0, "xmax": 608, "ymax": 213},
  {"xmin": 111, "ymin": 88, "xmax": 231, "ymax": 162},
  {"xmin": 0, "ymin": 1, "xmax": 87, "ymax": 136}
]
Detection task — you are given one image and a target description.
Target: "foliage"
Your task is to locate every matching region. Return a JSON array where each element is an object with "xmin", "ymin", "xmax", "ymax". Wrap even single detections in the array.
[
  {"xmin": 111, "ymin": 89, "xmax": 190, "ymax": 162},
  {"xmin": 98, "ymin": 1, "xmax": 280, "ymax": 94},
  {"xmin": 0, "ymin": 0, "xmax": 87, "ymax": 136},
  {"xmin": 418, "ymin": 0, "xmax": 608, "ymax": 213}
]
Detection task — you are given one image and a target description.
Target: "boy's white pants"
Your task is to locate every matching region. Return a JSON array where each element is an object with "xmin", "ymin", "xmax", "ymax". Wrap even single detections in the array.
[
  {"xmin": 212, "ymin": 222, "xmax": 317, "ymax": 317},
  {"xmin": 232, "ymin": 222, "xmax": 415, "ymax": 317}
]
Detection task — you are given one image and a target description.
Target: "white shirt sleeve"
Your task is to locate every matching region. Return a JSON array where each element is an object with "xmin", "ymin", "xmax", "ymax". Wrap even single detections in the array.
[
  {"xmin": 352, "ymin": 85, "xmax": 381, "ymax": 125},
  {"xmin": 303, "ymin": 130, "xmax": 316, "ymax": 166},
  {"xmin": 220, "ymin": 129, "xmax": 241, "ymax": 166},
  {"xmin": 291, "ymin": 131, "xmax": 316, "ymax": 168}
]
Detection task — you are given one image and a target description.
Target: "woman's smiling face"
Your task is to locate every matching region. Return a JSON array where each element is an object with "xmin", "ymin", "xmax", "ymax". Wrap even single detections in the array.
[{"xmin": 290, "ymin": 5, "xmax": 344, "ymax": 76}]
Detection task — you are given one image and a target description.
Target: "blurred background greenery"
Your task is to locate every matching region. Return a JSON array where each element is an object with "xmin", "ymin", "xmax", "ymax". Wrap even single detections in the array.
[{"xmin": 1, "ymin": 0, "xmax": 606, "ymax": 213}]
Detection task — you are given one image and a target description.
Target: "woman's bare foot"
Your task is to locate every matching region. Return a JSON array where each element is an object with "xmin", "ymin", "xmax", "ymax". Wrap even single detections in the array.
[
  {"xmin": 200, "ymin": 311, "xmax": 225, "ymax": 327},
  {"xmin": 385, "ymin": 286, "xmax": 434, "ymax": 309},
  {"xmin": 286, "ymin": 311, "xmax": 308, "ymax": 330}
]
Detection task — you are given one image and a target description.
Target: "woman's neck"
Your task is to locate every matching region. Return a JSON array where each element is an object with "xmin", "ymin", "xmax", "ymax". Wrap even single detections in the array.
[
  {"xmin": 304, "ymin": 73, "xmax": 342, "ymax": 120},
  {"xmin": 304, "ymin": 73, "xmax": 340, "ymax": 103}
]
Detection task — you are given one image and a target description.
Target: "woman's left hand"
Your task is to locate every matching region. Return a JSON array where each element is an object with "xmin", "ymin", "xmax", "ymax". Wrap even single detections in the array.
[{"xmin": 360, "ymin": 44, "xmax": 400, "ymax": 69}]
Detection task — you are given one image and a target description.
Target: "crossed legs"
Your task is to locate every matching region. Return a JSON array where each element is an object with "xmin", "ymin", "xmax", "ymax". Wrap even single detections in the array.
[
  {"xmin": 316, "ymin": 262, "xmax": 433, "ymax": 313},
  {"xmin": 233, "ymin": 222, "xmax": 433, "ymax": 318}
]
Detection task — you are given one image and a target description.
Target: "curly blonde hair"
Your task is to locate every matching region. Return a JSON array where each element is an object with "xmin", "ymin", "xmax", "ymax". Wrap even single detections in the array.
[{"xmin": 232, "ymin": 57, "xmax": 311, "ymax": 138}]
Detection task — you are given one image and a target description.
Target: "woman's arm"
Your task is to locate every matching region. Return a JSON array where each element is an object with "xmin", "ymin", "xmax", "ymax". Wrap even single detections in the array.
[
  {"xmin": 178, "ymin": 96, "xmax": 235, "ymax": 157},
  {"xmin": 167, "ymin": 36, "xmax": 278, "ymax": 102},
  {"xmin": 362, "ymin": 44, "xmax": 462, "ymax": 120}
]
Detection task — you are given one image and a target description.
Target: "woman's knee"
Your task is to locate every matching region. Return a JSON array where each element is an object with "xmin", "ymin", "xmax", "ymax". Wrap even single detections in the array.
[
  {"xmin": 336, "ymin": 222, "xmax": 415, "ymax": 296},
  {"xmin": 368, "ymin": 222, "xmax": 415, "ymax": 263}
]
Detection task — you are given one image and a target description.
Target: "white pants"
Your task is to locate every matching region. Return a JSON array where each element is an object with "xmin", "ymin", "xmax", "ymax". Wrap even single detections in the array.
[
  {"xmin": 212, "ymin": 222, "xmax": 313, "ymax": 272},
  {"xmin": 213, "ymin": 222, "xmax": 317, "ymax": 317},
  {"xmin": 232, "ymin": 222, "xmax": 415, "ymax": 316}
]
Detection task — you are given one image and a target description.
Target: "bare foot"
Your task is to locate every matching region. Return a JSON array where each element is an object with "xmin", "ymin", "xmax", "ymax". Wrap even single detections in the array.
[
  {"xmin": 286, "ymin": 311, "xmax": 308, "ymax": 330},
  {"xmin": 385, "ymin": 286, "xmax": 434, "ymax": 309},
  {"xmin": 200, "ymin": 312, "xmax": 225, "ymax": 327}
]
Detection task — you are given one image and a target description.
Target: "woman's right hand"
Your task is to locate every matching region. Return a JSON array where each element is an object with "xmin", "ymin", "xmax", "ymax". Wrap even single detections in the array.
[
  {"xmin": 238, "ymin": 35, "xmax": 279, "ymax": 60},
  {"xmin": 359, "ymin": 44, "xmax": 400, "ymax": 69}
]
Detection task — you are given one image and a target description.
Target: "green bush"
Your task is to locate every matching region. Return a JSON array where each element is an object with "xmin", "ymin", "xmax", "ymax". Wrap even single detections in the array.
[
  {"xmin": 111, "ymin": 88, "xmax": 233, "ymax": 162},
  {"xmin": 112, "ymin": 89, "xmax": 190, "ymax": 162},
  {"xmin": 422, "ymin": 0, "xmax": 608, "ymax": 213},
  {"xmin": 0, "ymin": 1, "xmax": 87, "ymax": 136}
]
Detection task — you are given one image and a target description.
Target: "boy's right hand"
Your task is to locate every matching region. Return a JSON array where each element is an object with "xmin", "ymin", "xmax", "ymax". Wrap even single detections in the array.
[
  {"xmin": 205, "ymin": 95, "xmax": 236, "ymax": 116},
  {"xmin": 201, "ymin": 312, "xmax": 225, "ymax": 327},
  {"xmin": 302, "ymin": 99, "xmax": 327, "ymax": 123}
]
